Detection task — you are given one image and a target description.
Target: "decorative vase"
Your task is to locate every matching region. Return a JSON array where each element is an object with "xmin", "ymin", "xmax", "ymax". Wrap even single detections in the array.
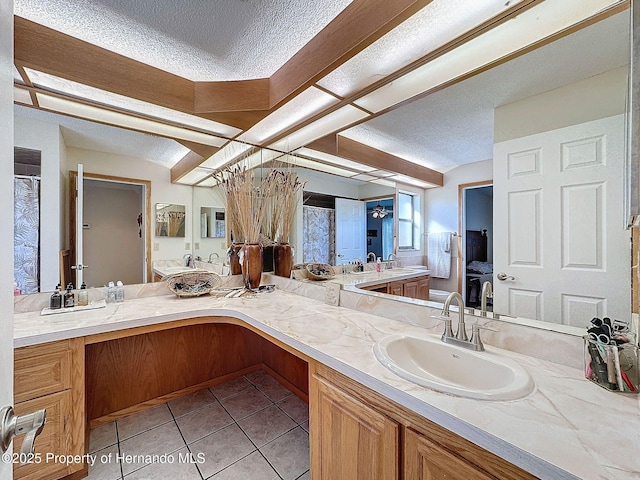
[
  {"xmin": 229, "ymin": 243, "xmax": 243, "ymax": 275},
  {"xmin": 262, "ymin": 244, "xmax": 274, "ymax": 272},
  {"xmin": 273, "ymin": 243, "xmax": 293, "ymax": 278},
  {"xmin": 241, "ymin": 243, "xmax": 263, "ymax": 289}
]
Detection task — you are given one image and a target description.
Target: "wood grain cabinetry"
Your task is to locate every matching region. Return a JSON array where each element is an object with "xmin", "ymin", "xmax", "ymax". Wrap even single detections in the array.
[
  {"xmin": 310, "ymin": 364, "xmax": 536, "ymax": 480},
  {"xmin": 310, "ymin": 373, "xmax": 399, "ymax": 480},
  {"xmin": 361, "ymin": 275, "xmax": 430, "ymax": 300},
  {"xmin": 13, "ymin": 339, "xmax": 85, "ymax": 480},
  {"xmin": 387, "ymin": 280, "xmax": 404, "ymax": 297}
]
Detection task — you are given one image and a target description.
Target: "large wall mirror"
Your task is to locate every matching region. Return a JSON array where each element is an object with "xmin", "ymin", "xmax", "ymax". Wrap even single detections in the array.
[{"xmin": 11, "ymin": 4, "xmax": 637, "ymax": 338}]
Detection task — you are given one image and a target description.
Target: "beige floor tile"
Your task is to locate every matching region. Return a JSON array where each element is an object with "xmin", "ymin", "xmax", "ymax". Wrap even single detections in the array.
[
  {"xmin": 123, "ymin": 447, "xmax": 201, "ymax": 480},
  {"xmin": 300, "ymin": 420, "xmax": 309, "ymax": 433},
  {"xmin": 210, "ymin": 376, "xmax": 253, "ymax": 400},
  {"xmin": 119, "ymin": 421, "xmax": 186, "ymax": 476},
  {"xmin": 238, "ymin": 405, "xmax": 297, "ymax": 447},
  {"xmin": 210, "ymin": 451, "xmax": 279, "ymax": 480},
  {"xmin": 219, "ymin": 388, "xmax": 273, "ymax": 421},
  {"xmin": 244, "ymin": 369, "xmax": 276, "ymax": 387},
  {"xmin": 117, "ymin": 404, "xmax": 174, "ymax": 440},
  {"xmin": 89, "ymin": 422, "xmax": 118, "ymax": 453},
  {"xmin": 168, "ymin": 388, "xmax": 216, "ymax": 418},
  {"xmin": 296, "ymin": 471, "xmax": 311, "ymax": 480},
  {"xmin": 277, "ymin": 395, "xmax": 309, "ymax": 424},
  {"xmin": 260, "ymin": 427, "xmax": 310, "ymax": 480},
  {"xmin": 256, "ymin": 377, "xmax": 294, "ymax": 402},
  {"xmin": 176, "ymin": 401, "xmax": 234, "ymax": 444},
  {"xmin": 86, "ymin": 444, "xmax": 121, "ymax": 480},
  {"xmin": 189, "ymin": 424, "xmax": 255, "ymax": 479}
]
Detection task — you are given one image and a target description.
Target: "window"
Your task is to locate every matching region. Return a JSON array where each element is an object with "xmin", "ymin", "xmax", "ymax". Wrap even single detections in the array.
[{"xmin": 398, "ymin": 192, "xmax": 420, "ymax": 249}]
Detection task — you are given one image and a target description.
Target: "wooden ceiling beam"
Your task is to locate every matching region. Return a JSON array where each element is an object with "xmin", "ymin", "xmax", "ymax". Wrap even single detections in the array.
[
  {"xmin": 308, "ymin": 134, "xmax": 443, "ymax": 187},
  {"xmin": 14, "ymin": 17, "xmax": 194, "ymax": 113},
  {"xmin": 171, "ymin": 149, "xmax": 217, "ymax": 184},
  {"xmin": 194, "ymin": 78, "xmax": 270, "ymax": 113},
  {"xmin": 174, "ymin": 140, "xmax": 220, "ymax": 160}
]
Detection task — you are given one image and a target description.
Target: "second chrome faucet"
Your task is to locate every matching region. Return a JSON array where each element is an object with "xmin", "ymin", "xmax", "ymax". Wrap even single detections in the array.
[{"xmin": 435, "ymin": 291, "xmax": 496, "ymax": 351}]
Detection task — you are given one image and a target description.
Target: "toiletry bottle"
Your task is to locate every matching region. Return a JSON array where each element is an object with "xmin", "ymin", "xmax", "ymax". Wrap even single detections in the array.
[
  {"xmin": 376, "ymin": 257, "xmax": 382, "ymax": 273},
  {"xmin": 64, "ymin": 283, "xmax": 75, "ymax": 308},
  {"xmin": 13, "ymin": 281, "xmax": 21, "ymax": 296},
  {"xmin": 50, "ymin": 284, "xmax": 62, "ymax": 309},
  {"xmin": 77, "ymin": 282, "xmax": 89, "ymax": 306},
  {"xmin": 116, "ymin": 281, "xmax": 124, "ymax": 302},
  {"xmin": 107, "ymin": 281, "xmax": 116, "ymax": 303}
]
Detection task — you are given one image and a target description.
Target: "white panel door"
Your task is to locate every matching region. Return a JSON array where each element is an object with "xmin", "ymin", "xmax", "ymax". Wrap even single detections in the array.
[
  {"xmin": 494, "ymin": 115, "xmax": 629, "ymax": 326},
  {"xmin": 335, "ymin": 198, "xmax": 366, "ymax": 264},
  {"xmin": 74, "ymin": 165, "xmax": 85, "ymax": 287}
]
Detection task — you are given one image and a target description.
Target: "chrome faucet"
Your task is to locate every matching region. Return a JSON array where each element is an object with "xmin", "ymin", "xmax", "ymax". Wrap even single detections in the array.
[
  {"xmin": 386, "ymin": 253, "xmax": 397, "ymax": 269},
  {"xmin": 480, "ymin": 281, "xmax": 493, "ymax": 317},
  {"xmin": 366, "ymin": 252, "xmax": 376, "ymax": 263},
  {"xmin": 183, "ymin": 254, "xmax": 193, "ymax": 267},
  {"xmin": 208, "ymin": 252, "xmax": 220, "ymax": 263},
  {"xmin": 437, "ymin": 291, "xmax": 496, "ymax": 351}
]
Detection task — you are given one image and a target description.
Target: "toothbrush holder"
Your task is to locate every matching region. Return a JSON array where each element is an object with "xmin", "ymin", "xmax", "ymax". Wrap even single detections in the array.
[{"xmin": 583, "ymin": 336, "xmax": 639, "ymax": 394}]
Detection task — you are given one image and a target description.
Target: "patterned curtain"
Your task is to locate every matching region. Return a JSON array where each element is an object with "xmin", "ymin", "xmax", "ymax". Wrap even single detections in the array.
[
  {"xmin": 14, "ymin": 177, "xmax": 40, "ymax": 294},
  {"xmin": 303, "ymin": 206, "xmax": 335, "ymax": 264}
]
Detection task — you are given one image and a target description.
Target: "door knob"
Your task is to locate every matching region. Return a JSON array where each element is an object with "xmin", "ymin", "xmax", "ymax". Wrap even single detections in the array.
[
  {"xmin": 496, "ymin": 272, "xmax": 515, "ymax": 281},
  {"xmin": 1, "ymin": 406, "xmax": 46, "ymax": 463}
]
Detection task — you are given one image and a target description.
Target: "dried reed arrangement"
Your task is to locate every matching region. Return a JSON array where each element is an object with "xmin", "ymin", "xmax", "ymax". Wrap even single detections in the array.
[
  {"xmin": 215, "ymin": 166, "xmax": 277, "ymax": 244},
  {"xmin": 271, "ymin": 170, "xmax": 305, "ymax": 244}
]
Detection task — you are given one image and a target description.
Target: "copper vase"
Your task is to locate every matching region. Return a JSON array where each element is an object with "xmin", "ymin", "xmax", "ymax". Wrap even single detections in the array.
[
  {"xmin": 241, "ymin": 244, "xmax": 263, "ymax": 289},
  {"xmin": 273, "ymin": 243, "xmax": 293, "ymax": 278},
  {"xmin": 229, "ymin": 244, "xmax": 243, "ymax": 275}
]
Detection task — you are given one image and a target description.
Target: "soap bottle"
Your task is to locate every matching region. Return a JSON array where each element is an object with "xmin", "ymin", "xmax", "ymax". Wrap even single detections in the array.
[
  {"xmin": 107, "ymin": 281, "xmax": 116, "ymax": 304},
  {"xmin": 13, "ymin": 281, "xmax": 21, "ymax": 296},
  {"xmin": 376, "ymin": 257, "xmax": 382, "ymax": 273},
  {"xmin": 50, "ymin": 284, "xmax": 62, "ymax": 309},
  {"xmin": 64, "ymin": 283, "xmax": 75, "ymax": 308},
  {"xmin": 77, "ymin": 282, "xmax": 89, "ymax": 307},
  {"xmin": 115, "ymin": 281, "xmax": 124, "ymax": 303}
]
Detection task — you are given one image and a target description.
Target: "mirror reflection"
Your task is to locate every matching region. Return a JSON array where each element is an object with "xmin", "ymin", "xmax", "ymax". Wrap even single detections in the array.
[
  {"xmin": 200, "ymin": 207, "xmax": 225, "ymax": 239},
  {"xmin": 11, "ymin": 6, "xmax": 634, "ymax": 335},
  {"xmin": 155, "ymin": 203, "xmax": 185, "ymax": 238}
]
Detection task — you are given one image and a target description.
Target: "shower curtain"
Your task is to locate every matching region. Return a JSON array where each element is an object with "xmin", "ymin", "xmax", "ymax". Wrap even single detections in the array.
[
  {"xmin": 303, "ymin": 206, "xmax": 335, "ymax": 264},
  {"xmin": 14, "ymin": 176, "xmax": 40, "ymax": 294}
]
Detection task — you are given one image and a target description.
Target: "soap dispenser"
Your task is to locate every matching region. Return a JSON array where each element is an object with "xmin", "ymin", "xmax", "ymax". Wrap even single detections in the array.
[
  {"xmin": 50, "ymin": 284, "xmax": 62, "ymax": 310},
  {"xmin": 77, "ymin": 282, "xmax": 89, "ymax": 307},
  {"xmin": 107, "ymin": 281, "xmax": 116, "ymax": 304},
  {"xmin": 115, "ymin": 281, "xmax": 124, "ymax": 303},
  {"xmin": 64, "ymin": 283, "xmax": 75, "ymax": 308},
  {"xmin": 376, "ymin": 257, "xmax": 382, "ymax": 273}
]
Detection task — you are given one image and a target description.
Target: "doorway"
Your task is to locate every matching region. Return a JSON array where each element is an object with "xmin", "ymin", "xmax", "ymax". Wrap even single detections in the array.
[
  {"xmin": 365, "ymin": 198, "xmax": 394, "ymax": 261},
  {"xmin": 69, "ymin": 172, "xmax": 152, "ymax": 287},
  {"xmin": 459, "ymin": 182, "xmax": 493, "ymax": 308}
]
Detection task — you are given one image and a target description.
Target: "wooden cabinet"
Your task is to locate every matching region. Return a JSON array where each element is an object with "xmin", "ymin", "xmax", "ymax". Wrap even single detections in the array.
[
  {"xmin": 417, "ymin": 276, "xmax": 430, "ymax": 301},
  {"xmin": 360, "ymin": 275, "xmax": 431, "ymax": 300},
  {"xmin": 403, "ymin": 279, "xmax": 418, "ymax": 298},
  {"xmin": 310, "ymin": 364, "xmax": 536, "ymax": 480},
  {"xmin": 310, "ymin": 373, "xmax": 399, "ymax": 480},
  {"xmin": 387, "ymin": 281, "xmax": 404, "ymax": 297},
  {"xmin": 13, "ymin": 339, "xmax": 85, "ymax": 480},
  {"xmin": 405, "ymin": 428, "xmax": 495, "ymax": 480}
]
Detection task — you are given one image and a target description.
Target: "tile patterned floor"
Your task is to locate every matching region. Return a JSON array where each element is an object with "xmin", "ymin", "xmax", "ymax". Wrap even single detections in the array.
[{"xmin": 86, "ymin": 369, "xmax": 310, "ymax": 480}]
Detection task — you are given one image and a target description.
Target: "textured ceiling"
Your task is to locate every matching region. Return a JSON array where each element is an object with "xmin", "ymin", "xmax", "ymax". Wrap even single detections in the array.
[
  {"xmin": 14, "ymin": 0, "xmax": 353, "ymax": 81},
  {"xmin": 15, "ymin": 105, "xmax": 189, "ymax": 168},
  {"xmin": 341, "ymin": 10, "xmax": 629, "ymax": 172}
]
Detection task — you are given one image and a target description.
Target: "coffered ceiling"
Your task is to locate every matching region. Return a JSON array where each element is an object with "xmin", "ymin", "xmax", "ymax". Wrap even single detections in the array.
[{"xmin": 12, "ymin": 0, "xmax": 630, "ymax": 188}]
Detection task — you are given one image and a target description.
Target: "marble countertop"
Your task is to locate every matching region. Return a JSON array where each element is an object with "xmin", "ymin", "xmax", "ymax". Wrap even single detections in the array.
[{"xmin": 13, "ymin": 288, "xmax": 640, "ymax": 480}]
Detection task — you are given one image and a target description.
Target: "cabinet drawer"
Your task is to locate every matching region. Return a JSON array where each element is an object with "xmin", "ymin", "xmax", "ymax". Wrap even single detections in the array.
[
  {"xmin": 15, "ymin": 345, "xmax": 72, "ymax": 403},
  {"xmin": 13, "ymin": 391, "xmax": 76, "ymax": 480}
]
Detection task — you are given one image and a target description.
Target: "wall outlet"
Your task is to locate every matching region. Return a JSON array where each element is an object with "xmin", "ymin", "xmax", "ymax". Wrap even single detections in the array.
[
  {"xmin": 221, "ymin": 241, "xmax": 226, "ymax": 250},
  {"xmin": 185, "ymin": 242, "xmax": 191, "ymax": 250},
  {"xmin": 153, "ymin": 243, "xmax": 159, "ymax": 251},
  {"xmin": 194, "ymin": 242, "xmax": 200, "ymax": 250}
]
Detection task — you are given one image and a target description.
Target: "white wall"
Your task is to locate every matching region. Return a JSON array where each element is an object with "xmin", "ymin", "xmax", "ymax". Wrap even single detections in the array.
[
  {"xmin": 14, "ymin": 114, "xmax": 65, "ymax": 291},
  {"xmin": 0, "ymin": 1, "xmax": 13, "ymax": 468},
  {"xmin": 425, "ymin": 159, "xmax": 493, "ymax": 293},
  {"xmin": 495, "ymin": 66, "xmax": 628, "ymax": 142},
  {"xmin": 66, "ymin": 147, "xmax": 194, "ymax": 262}
]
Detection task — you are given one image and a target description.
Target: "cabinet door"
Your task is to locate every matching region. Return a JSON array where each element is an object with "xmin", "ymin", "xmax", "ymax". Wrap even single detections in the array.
[
  {"xmin": 403, "ymin": 280, "xmax": 418, "ymax": 299},
  {"xmin": 13, "ymin": 391, "xmax": 74, "ymax": 480},
  {"xmin": 405, "ymin": 428, "xmax": 495, "ymax": 480},
  {"xmin": 310, "ymin": 374, "xmax": 399, "ymax": 480},
  {"xmin": 387, "ymin": 281, "xmax": 404, "ymax": 296},
  {"xmin": 417, "ymin": 276, "xmax": 430, "ymax": 301}
]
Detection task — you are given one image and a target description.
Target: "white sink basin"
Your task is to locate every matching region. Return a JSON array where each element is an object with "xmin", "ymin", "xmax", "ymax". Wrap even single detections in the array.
[
  {"xmin": 373, "ymin": 334, "xmax": 534, "ymax": 401},
  {"xmin": 159, "ymin": 266, "xmax": 195, "ymax": 273},
  {"xmin": 383, "ymin": 268, "xmax": 415, "ymax": 274}
]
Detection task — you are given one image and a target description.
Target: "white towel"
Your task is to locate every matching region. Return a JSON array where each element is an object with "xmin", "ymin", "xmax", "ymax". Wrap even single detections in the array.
[{"xmin": 428, "ymin": 232, "xmax": 452, "ymax": 279}]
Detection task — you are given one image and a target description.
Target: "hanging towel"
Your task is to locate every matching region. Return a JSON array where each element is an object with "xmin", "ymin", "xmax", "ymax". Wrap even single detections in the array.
[{"xmin": 427, "ymin": 232, "xmax": 452, "ymax": 279}]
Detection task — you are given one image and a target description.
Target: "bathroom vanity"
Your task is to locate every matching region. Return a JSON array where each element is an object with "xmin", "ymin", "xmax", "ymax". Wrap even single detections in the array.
[{"xmin": 12, "ymin": 281, "xmax": 640, "ymax": 480}]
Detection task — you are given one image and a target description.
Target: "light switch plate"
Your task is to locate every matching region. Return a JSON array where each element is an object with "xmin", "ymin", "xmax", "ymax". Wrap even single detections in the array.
[
  {"xmin": 325, "ymin": 283, "xmax": 340, "ymax": 306},
  {"xmin": 185, "ymin": 242, "xmax": 191, "ymax": 250},
  {"xmin": 194, "ymin": 242, "xmax": 200, "ymax": 250},
  {"xmin": 153, "ymin": 243, "xmax": 159, "ymax": 251}
]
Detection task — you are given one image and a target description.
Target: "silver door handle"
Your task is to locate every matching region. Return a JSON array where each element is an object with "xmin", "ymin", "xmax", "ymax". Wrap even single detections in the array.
[
  {"xmin": 71, "ymin": 264, "xmax": 88, "ymax": 270},
  {"xmin": 1, "ymin": 407, "xmax": 46, "ymax": 462},
  {"xmin": 496, "ymin": 272, "xmax": 515, "ymax": 281}
]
